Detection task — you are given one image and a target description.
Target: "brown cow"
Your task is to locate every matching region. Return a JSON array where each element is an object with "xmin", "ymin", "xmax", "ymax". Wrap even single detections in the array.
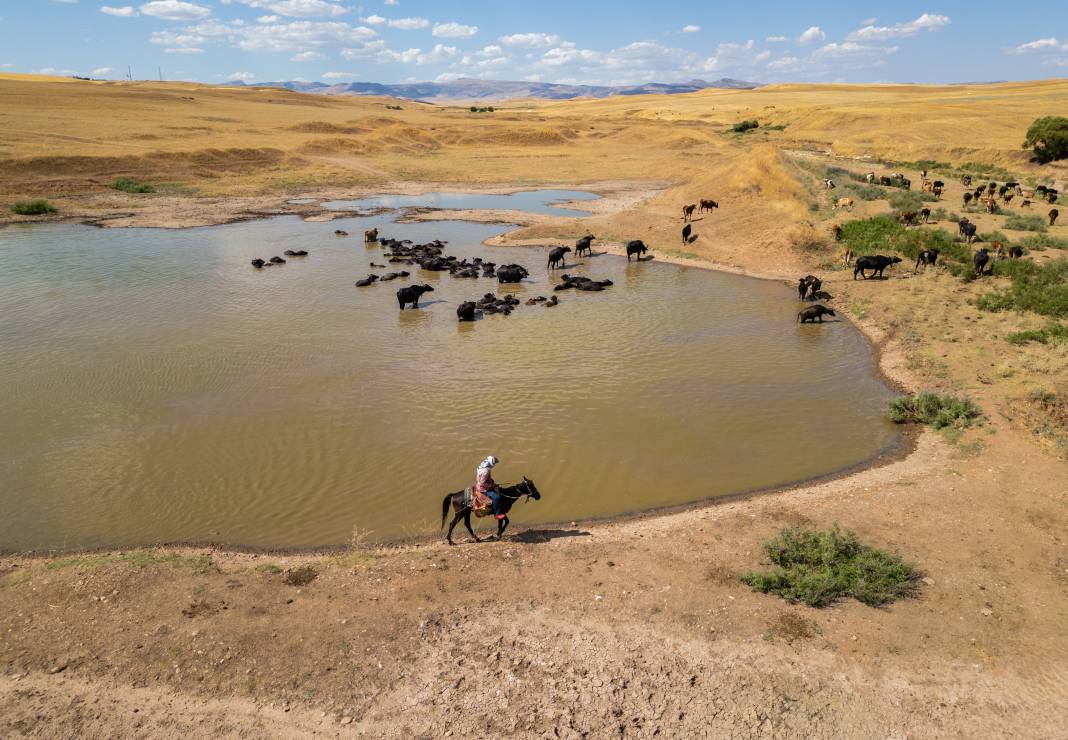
[
  {"xmin": 682, "ymin": 204, "xmax": 696, "ymax": 222},
  {"xmin": 1051, "ymin": 209, "xmax": 1060, "ymax": 227},
  {"xmin": 831, "ymin": 223, "xmax": 843, "ymax": 241},
  {"xmin": 699, "ymin": 199, "xmax": 719, "ymax": 213},
  {"xmin": 834, "ymin": 197, "xmax": 855, "ymax": 210}
]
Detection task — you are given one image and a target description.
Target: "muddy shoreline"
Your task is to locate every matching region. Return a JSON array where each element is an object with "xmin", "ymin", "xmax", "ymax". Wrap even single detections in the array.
[{"xmin": 1, "ymin": 181, "xmax": 919, "ymax": 558}]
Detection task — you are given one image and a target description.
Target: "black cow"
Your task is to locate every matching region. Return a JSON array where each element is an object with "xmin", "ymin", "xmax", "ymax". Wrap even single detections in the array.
[
  {"xmin": 626, "ymin": 240, "xmax": 648, "ymax": 261},
  {"xmin": 1051, "ymin": 209, "xmax": 1060, "ymax": 227},
  {"xmin": 973, "ymin": 248, "xmax": 990, "ymax": 277},
  {"xmin": 919, "ymin": 208, "xmax": 931, "ymax": 224},
  {"xmin": 798, "ymin": 305, "xmax": 836, "ymax": 323},
  {"xmin": 547, "ymin": 246, "xmax": 571, "ymax": 270},
  {"xmin": 682, "ymin": 224, "xmax": 692, "ymax": 243},
  {"xmin": 1008, "ymin": 246, "xmax": 1024, "ymax": 259},
  {"xmin": 575, "ymin": 234, "xmax": 595, "ymax": 257},
  {"xmin": 797, "ymin": 278, "xmax": 808, "ymax": 300},
  {"xmin": 853, "ymin": 255, "xmax": 902, "ymax": 280},
  {"xmin": 915, "ymin": 249, "xmax": 940, "ymax": 270},
  {"xmin": 456, "ymin": 301, "xmax": 477, "ymax": 322},
  {"xmin": 797, "ymin": 275, "xmax": 822, "ymax": 300},
  {"xmin": 397, "ymin": 284, "xmax": 434, "ymax": 309},
  {"xmin": 497, "ymin": 264, "xmax": 530, "ymax": 284}
]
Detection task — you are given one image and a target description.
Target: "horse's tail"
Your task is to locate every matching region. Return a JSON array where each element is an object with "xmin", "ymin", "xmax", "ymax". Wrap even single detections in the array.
[{"xmin": 440, "ymin": 494, "xmax": 453, "ymax": 529}]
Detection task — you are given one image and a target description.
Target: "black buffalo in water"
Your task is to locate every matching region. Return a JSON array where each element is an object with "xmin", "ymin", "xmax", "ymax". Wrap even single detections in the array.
[
  {"xmin": 915, "ymin": 249, "xmax": 940, "ymax": 270},
  {"xmin": 269, "ymin": 256, "xmax": 286, "ymax": 265},
  {"xmin": 554, "ymin": 274, "xmax": 614, "ymax": 292},
  {"xmin": 497, "ymin": 264, "xmax": 529, "ymax": 283},
  {"xmin": 456, "ymin": 301, "xmax": 477, "ymax": 322},
  {"xmin": 364, "ymin": 228, "xmax": 378, "ymax": 242},
  {"xmin": 575, "ymin": 234, "xmax": 595, "ymax": 257},
  {"xmin": 626, "ymin": 240, "xmax": 648, "ymax": 261},
  {"xmin": 355, "ymin": 274, "xmax": 379, "ymax": 287},
  {"xmin": 798, "ymin": 304, "xmax": 836, "ymax": 324},
  {"xmin": 283, "ymin": 249, "xmax": 309, "ymax": 257},
  {"xmin": 853, "ymin": 255, "xmax": 902, "ymax": 280},
  {"xmin": 251, "ymin": 258, "xmax": 266, "ymax": 269},
  {"xmin": 547, "ymin": 246, "xmax": 571, "ymax": 270},
  {"xmin": 397, "ymin": 284, "xmax": 434, "ymax": 309}
]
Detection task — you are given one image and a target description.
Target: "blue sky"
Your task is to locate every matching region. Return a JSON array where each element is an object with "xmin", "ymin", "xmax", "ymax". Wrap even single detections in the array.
[{"xmin": 2, "ymin": 1, "xmax": 1066, "ymax": 86}]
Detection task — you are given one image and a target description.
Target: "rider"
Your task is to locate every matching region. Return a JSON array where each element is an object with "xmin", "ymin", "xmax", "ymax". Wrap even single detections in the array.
[{"xmin": 475, "ymin": 456, "xmax": 505, "ymax": 520}]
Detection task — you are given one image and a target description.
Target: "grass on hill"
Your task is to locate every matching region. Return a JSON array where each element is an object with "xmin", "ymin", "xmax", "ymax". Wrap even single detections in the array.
[
  {"xmin": 112, "ymin": 178, "xmax": 156, "ymax": 193},
  {"xmin": 741, "ymin": 526, "xmax": 920, "ymax": 608},
  {"xmin": 839, "ymin": 216, "xmax": 970, "ymax": 263},
  {"xmin": 1017, "ymin": 234, "xmax": 1068, "ymax": 251},
  {"xmin": 1003, "ymin": 214, "xmax": 1048, "ymax": 232},
  {"xmin": 888, "ymin": 392, "xmax": 982, "ymax": 429},
  {"xmin": 1006, "ymin": 323, "xmax": 1068, "ymax": 345},
  {"xmin": 977, "ymin": 259, "xmax": 1068, "ymax": 317},
  {"xmin": 888, "ymin": 190, "xmax": 938, "ymax": 211},
  {"xmin": 11, "ymin": 199, "xmax": 56, "ymax": 215}
]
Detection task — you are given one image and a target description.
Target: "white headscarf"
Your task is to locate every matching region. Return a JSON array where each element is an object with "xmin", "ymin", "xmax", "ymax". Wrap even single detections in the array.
[{"xmin": 478, "ymin": 456, "xmax": 499, "ymax": 470}]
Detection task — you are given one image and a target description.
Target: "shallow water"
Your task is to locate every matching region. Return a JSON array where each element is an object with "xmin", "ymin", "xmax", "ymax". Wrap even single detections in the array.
[
  {"xmin": 0, "ymin": 194, "xmax": 900, "ymax": 551},
  {"xmin": 322, "ymin": 189, "xmax": 601, "ymax": 217}
]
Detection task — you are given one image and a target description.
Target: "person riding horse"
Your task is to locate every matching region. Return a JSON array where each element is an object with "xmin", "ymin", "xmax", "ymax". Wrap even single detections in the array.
[{"xmin": 475, "ymin": 456, "xmax": 504, "ymax": 520}]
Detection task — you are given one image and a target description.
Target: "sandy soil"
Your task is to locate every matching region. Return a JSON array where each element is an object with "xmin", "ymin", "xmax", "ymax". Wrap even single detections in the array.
[{"xmin": 2, "ymin": 75, "xmax": 1068, "ymax": 738}]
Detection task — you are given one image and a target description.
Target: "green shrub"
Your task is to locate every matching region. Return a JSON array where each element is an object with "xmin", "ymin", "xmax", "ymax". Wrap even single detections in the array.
[
  {"xmin": 1018, "ymin": 234, "xmax": 1068, "ymax": 251},
  {"xmin": 741, "ymin": 527, "xmax": 920, "ymax": 608},
  {"xmin": 839, "ymin": 216, "xmax": 969, "ymax": 264},
  {"xmin": 1006, "ymin": 323, "xmax": 1068, "ymax": 345},
  {"xmin": 1023, "ymin": 116, "xmax": 1068, "ymax": 164},
  {"xmin": 112, "ymin": 178, "xmax": 155, "ymax": 193},
  {"xmin": 731, "ymin": 119, "xmax": 759, "ymax": 133},
  {"xmin": 888, "ymin": 392, "xmax": 982, "ymax": 429},
  {"xmin": 11, "ymin": 199, "xmax": 56, "ymax": 215},
  {"xmin": 1004, "ymin": 214, "xmax": 1047, "ymax": 232},
  {"xmin": 977, "ymin": 259, "xmax": 1068, "ymax": 317},
  {"xmin": 888, "ymin": 190, "xmax": 937, "ymax": 210},
  {"xmin": 840, "ymin": 184, "xmax": 884, "ymax": 201}
]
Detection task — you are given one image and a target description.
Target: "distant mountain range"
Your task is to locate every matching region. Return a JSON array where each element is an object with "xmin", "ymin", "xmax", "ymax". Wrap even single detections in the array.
[{"xmin": 222, "ymin": 77, "xmax": 764, "ymax": 102}]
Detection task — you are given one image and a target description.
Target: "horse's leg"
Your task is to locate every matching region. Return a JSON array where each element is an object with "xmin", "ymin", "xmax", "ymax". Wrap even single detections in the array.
[
  {"xmin": 446, "ymin": 509, "xmax": 465, "ymax": 545},
  {"xmin": 497, "ymin": 516, "xmax": 509, "ymax": 540},
  {"xmin": 463, "ymin": 511, "xmax": 480, "ymax": 543}
]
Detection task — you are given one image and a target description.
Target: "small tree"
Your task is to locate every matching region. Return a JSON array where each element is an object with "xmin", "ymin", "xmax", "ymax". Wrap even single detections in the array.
[
  {"xmin": 470, "ymin": 105, "xmax": 477, "ymax": 112},
  {"xmin": 1023, "ymin": 116, "xmax": 1068, "ymax": 164}
]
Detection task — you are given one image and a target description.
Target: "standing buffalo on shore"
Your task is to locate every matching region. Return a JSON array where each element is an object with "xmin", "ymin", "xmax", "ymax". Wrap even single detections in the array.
[
  {"xmin": 797, "ymin": 275, "xmax": 822, "ymax": 300},
  {"xmin": 700, "ymin": 199, "xmax": 719, "ymax": 213},
  {"xmin": 798, "ymin": 305, "xmax": 835, "ymax": 323},
  {"xmin": 547, "ymin": 246, "xmax": 571, "ymax": 270},
  {"xmin": 575, "ymin": 234, "xmax": 595, "ymax": 257},
  {"xmin": 397, "ymin": 284, "xmax": 434, "ymax": 309},
  {"xmin": 626, "ymin": 240, "xmax": 648, "ymax": 262},
  {"xmin": 853, "ymin": 255, "xmax": 902, "ymax": 280}
]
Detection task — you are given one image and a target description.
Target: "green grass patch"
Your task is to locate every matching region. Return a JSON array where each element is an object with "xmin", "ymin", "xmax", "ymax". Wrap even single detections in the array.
[
  {"xmin": 120, "ymin": 550, "xmax": 219, "ymax": 574},
  {"xmin": 111, "ymin": 178, "xmax": 156, "ymax": 194},
  {"xmin": 12, "ymin": 199, "xmax": 56, "ymax": 215},
  {"xmin": 1003, "ymin": 214, "xmax": 1048, "ymax": 233},
  {"xmin": 840, "ymin": 184, "xmax": 885, "ymax": 201},
  {"xmin": 45, "ymin": 554, "xmax": 112, "ymax": 571},
  {"xmin": 254, "ymin": 563, "xmax": 283, "ymax": 575},
  {"xmin": 977, "ymin": 258, "xmax": 1068, "ymax": 317},
  {"xmin": 1017, "ymin": 234, "xmax": 1068, "ymax": 251},
  {"xmin": 731, "ymin": 119, "xmax": 759, "ymax": 133},
  {"xmin": 888, "ymin": 392, "xmax": 982, "ymax": 429},
  {"xmin": 888, "ymin": 190, "xmax": 938, "ymax": 210},
  {"xmin": 839, "ymin": 216, "xmax": 970, "ymax": 264},
  {"xmin": 741, "ymin": 526, "xmax": 920, "ymax": 608},
  {"xmin": 1006, "ymin": 323, "xmax": 1068, "ymax": 345}
]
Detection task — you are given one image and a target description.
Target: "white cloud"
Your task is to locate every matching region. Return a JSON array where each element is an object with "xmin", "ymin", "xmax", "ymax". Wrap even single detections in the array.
[
  {"xmin": 225, "ymin": 20, "xmax": 378, "ymax": 52},
  {"xmin": 765, "ymin": 35, "xmax": 786, "ymax": 42},
  {"xmin": 229, "ymin": 71, "xmax": 257, "ymax": 81},
  {"xmin": 682, "ymin": 25, "xmax": 700, "ymax": 34},
  {"xmin": 149, "ymin": 30, "xmax": 206, "ymax": 47},
  {"xmin": 499, "ymin": 32, "xmax": 560, "ymax": 47},
  {"xmin": 361, "ymin": 14, "xmax": 386, "ymax": 25},
  {"xmin": 813, "ymin": 42, "xmax": 898, "ymax": 60},
  {"xmin": 101, "ymin": 5, "xmax": 138, "ymax": 17},
  {"xmin": 386, "ymin": 17, "xmax": 428, "ymax": 30},
  {"xmin": 433, "ymin": 22, "xmax": 478, "ymax": 38},
  {"xmin": 92, "ymin": 66, "xmax": 115, "ymax": 76},
  {"xmin": 415, "ymin": 43, "xmax": 458, "ymax": 65},
  {"xmin": 1007, "ymin": 38, "xmax": 1062, "ymax": 54},
  {"xmin": 139, "ymin": 1, "xmax": 211, "ymax": 21},
  {"xmin": 798, "ymin": 26, "xmax": 825, "ymax": 44},
  {"xmin": 257, "ymin": 14, "xmax": 280, "ymax": 22},
  {"xmin": 383, "ymin": 0, "xmax": 397, "ymax": 4},
  {"xmin": 291, "ymin": 50, "xmax": 326, "ymax": 61},
  {"xmin": 766, "ymin": 55, "xmax": 802, "ymax": 71},
  {"xmin": 240, "ymin": 0, "xmax": 348, "ymax": 18},
  {"xmin": 849, "ymin": 13, "xmax": 950, "ymax": 41},
  {"xmin": 1, "ymin": 63, "xmax": 14, "ymax": 69},
  {"xmin": 165, "ymin": 47, "xmax": 204, "ymax": 53},
  {"xmin": 322, "ymin": 71, "xmax": 358, "ymax": 79}
]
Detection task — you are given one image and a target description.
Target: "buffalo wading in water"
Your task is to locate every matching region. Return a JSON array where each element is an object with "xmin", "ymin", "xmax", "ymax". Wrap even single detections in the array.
[
  {"xmin": 547, "ymin": 246, "xmax": 571, "ymax": 270},
  {"xmin": 456, "ymin": 301, "xmax": 477, "ymax": 322},
  {"xmin": 496, "ymin": 264, "xmax": 529, "ymax": 283},
  {"xmin": 440, "ymin": 477, "xmax": 542, "ymax": 545},
  {"xmin": 626, "ymin": 240, "xmax": 648, "ymax": 262},
  {"xmin": 798, "ymin": 304, "xmax": 836, "ymax": 324},
  {"xmin": 853, "ymin": 255, "xmax": 902, "ymax": 280},
  {"xmin": 364, "ymin": 228, "xmax": 378, "ymax": 243},
  {"xmin": 355, "ymin": 274, "xmax": 379, "ymax": 287},
  {"xmin": 397, "ymin": 284, "xmax": 434, "ymax": 309}
]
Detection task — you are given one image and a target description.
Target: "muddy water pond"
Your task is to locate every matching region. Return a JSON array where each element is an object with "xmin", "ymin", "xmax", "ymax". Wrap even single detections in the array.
[{"xmin": 0, "ymin": 192, "xmax": 900, "ymax": 551}]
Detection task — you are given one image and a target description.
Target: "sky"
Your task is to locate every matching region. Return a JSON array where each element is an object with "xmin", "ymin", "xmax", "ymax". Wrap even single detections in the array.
[{"xmin": 1, "ymin": 1, "xmax": 1066, "ymax": 87}]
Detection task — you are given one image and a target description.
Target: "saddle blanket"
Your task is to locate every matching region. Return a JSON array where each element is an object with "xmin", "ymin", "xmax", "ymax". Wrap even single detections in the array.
[{"xmin": 463, "ymin": 487, "xmax": 494, "ymax": 517}]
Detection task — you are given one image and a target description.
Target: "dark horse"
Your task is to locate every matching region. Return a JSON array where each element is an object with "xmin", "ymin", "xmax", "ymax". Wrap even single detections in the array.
[{"xmin": 440, "ymin": 477, "xmax": 542, "ymax": 545}]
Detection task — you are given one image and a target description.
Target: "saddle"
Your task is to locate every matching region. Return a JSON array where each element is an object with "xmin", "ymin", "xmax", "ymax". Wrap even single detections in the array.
[{"xmin": 464, "ymin": 487, "xmax": 494, "ymax": 517}]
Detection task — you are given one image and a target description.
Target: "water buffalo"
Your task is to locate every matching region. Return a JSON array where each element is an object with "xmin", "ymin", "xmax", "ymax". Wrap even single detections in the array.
[
  {"xmin": 397, "ymin": 284, "xmax": 434, "ymax": 309},
  {"xmin": 283, "ymin": 249, "xmax": 309, "ymax": 257},
  {"xmin": 355, "ymin": 274, "xmax": 379, "ymax": 287},
  {"xmin": 1008, "ymin": 246, "xmax": 1024, "ymax": 259},
  {"xmin": 555, "ymin": 274, "xmax": 613, "ymax": 292},
  {"xmin": 700, "ymin": 199, "xmax": 719, "ymax": 213},
  {"xmin": 1051, "ymin": 209, "xmax": 1060, "ymax": 227},
  {"xmin": 798, "ymin": 304, "xmax": 836, "ymax": 323},
  {"xmin": 853, "ymin": 255, "xmax": 902, "ymax": 280},
  {"xmin": 547, "ymin": 246, "xmax": 571, "ymax": 270},
  {"xmin": 269, "ymin": 256, "xmax": 286, "ymax": 264},
  {"xmin": 959, "ymin": 219, "xmax": 977, "ymax": 243},
  {"xmin": 456, "ymin": 301, "xmax": 477, "ymax": 322},
  {"xmin": 379, "ymin": 271, "xmax": 410, "ymax": 281},
  {"xmin": 915, "ymin": 249, "xmax": 939, "ymax": 270},
  {"xmin": 251, "ymin": 258, "xmax": 266, "ymax": 269},
  {"xmin": 544, "ymin": 295, "xmax": 559, "ymax": 307},
  {"xmin": 575, "ymin": 234, "xmax": 595, "ymax": 257},
  {"xmin": 797, "ymin": 278, "xmax": 808, "ymax": 300},
  {"xmin": 682, "ymin": 224, "xmax": 692, "ymax": 243},
  {"xmin": 364, "ymin": 228, "xmax": 378, "ymax": 242},
  {"xmin": 974, "ymin": 248, "xmax": 990, "ymax": 277},
  {"xmin": 797, "ymin": 275, "xmax": 822, "ymax": 300},
  {"xmin": 335, "ymin": 230, "xmax": 348, "ymax": 237},
  {"xmin": 964, "ymin": 192, "xmax": 973, "ymax": 207},
  {"xmin": 497, "ymin": 264, "xmax": 530, "ymax": 284},
  {"xmin": 626, "ymin": 240, "xmax": 648, "ymax": 262},
  {"xmin": 683, "ymin": 204, "xmax": 696, "ymax": 222}
]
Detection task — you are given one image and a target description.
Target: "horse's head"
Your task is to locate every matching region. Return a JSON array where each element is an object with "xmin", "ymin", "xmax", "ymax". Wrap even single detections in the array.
[{"xmin": 522, "ymin": 476, "xmax": 541, "ymax": 501}]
